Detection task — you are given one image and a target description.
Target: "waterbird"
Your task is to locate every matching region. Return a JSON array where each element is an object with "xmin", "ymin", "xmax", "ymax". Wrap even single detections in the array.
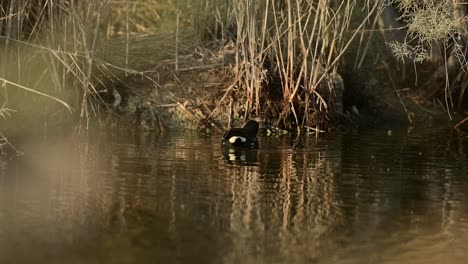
[{"xmin": 221, "ymin": 120, "xmax": 259, "ymax": 149}]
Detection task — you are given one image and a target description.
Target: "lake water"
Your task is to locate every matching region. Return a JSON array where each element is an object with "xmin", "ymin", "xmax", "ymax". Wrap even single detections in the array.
[{"xmin": 0, "ymin": 128, "xmax": 467, "ymax": 264}]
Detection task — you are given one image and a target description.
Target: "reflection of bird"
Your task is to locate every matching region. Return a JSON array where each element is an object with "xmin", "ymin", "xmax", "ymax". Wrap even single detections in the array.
[
  {"xmin": 221, "ymin": 120, "xmax": 259, "ymax": 148},
  {"xmin": 221, "ymin": 147, "xmax": 258, "ymax": 166}
]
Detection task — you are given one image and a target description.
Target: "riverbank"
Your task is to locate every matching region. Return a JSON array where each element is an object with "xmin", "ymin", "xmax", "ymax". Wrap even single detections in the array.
[
  {"xmin": 100, "ymin": 32, "xmax": 458, "ymax": 133},
  {"xmin": 2, "ymin": 1, "xmax": 467, "ymax": 157},
  {"xmin": 1, "ymin": 31, "xmax": 461, "ymax": 143}
]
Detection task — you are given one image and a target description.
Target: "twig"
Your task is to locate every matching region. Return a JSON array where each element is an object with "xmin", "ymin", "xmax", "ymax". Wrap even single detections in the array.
[
  {"xmin": 0, "ymin": 78, "xmax": 72, "ymax": 112},
  {"xmin": 410, "ymin": 98, "xmax": 434, "ymax": 115},
  {"xmin": 177, "ymin": 63, "xmax": 225, "ymax": 72},
  {"xmin": 383, "ymin": 62, "xmax": 413, "ymax": 124},
  {"xmin": 443, "ymin": 48, "xmax": 453, "ymax": 120},
  {"xmin": 125, "ymin": 0, "xmax": 130, "ymax": 76},
  {"xmin": 0, "ymin": 105, "xmax": 16, "ymax": 118},
  {"xmin": 0, "ymin": 132, "xmax": 23, "ymax": 156},
  {"xmin": 177, "ymin": 101, "xmax": 200, "ymax": 122},
  {"xmin": 175, "ymin": 0, "xmax": 179, "ymax": 71},
  {"xmin": 156, "ymin": 103, "xmax": 179, "ymax": 108},
  {"xmin": 206, "ymin": 72, "xmax": 242, "ymax": 120},
  {"xmin": 304, "ymin": 126, "xmax": 325, "ymax": 133},
  {"xmin": 454, "ymin": 116, "xmax": 468, "ymax": 131},
  {"xmin": 228, "ymin": 97, "xmax": 233, "ymax": 128}
]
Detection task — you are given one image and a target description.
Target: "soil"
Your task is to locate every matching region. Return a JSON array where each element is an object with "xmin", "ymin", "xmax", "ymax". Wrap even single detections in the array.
[
  {"xmin": 99, "ymin": 31, "xmax": 463, "ymax": 134},
  {"xmin": 100, "ymin": 32, "xmax": 237, "ymax": 133}
]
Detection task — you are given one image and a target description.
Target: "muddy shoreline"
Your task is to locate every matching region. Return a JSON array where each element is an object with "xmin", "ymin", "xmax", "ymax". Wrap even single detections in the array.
[
  {"xmin": 0, "ymin": 33, "xmax": 464, "ymax": 156},
  {"xmin": 101, "ymin": 35, "xmax": 456, "ymax": 134}
]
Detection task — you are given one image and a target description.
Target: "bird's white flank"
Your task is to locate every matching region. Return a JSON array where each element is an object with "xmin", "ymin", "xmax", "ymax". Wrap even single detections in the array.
[{"xmin": 229, "ymin": 136, "xmax": 246, "ymax": 144}]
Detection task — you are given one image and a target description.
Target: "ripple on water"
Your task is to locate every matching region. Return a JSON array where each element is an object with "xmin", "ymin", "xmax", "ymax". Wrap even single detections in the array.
[{"xmin": 0, "ymin": 128, "xmax": 467, "ymax": 263}]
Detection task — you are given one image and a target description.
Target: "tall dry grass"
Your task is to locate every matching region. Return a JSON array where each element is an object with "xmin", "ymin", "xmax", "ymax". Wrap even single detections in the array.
[
  {"xmin": 0, "ymin": 0, "xmax": 193, "ymax": 130},
  {"xmin": 0, "ymin": 0, "xmax": 115, "ymax": 127},
  {"xmin": 197, "ymin": 0, "xmax": 377, "ymax": 127},
  {"xmin": 0, "ymin": 0, "xmax": 382, "ymax": 135}
]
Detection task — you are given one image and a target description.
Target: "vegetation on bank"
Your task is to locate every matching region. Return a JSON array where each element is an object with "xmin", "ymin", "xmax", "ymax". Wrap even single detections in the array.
[
  {"xmin": 386, "ymin": 0, "xmax": 467, "ymax": 116},
  {"xmin": 0, "ymin": 0, "xmax": 467, "ymax": 153}
]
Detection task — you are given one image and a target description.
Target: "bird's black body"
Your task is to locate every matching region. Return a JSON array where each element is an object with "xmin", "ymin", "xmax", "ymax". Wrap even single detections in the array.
[{"xmin": 221, "ymin": 120, "xmax": 259, "ymax": 149}]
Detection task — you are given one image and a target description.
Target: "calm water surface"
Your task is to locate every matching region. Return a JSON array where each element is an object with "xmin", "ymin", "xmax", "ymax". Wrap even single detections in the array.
[{"xmin": 0, "ymin": 128, "xmax": 467, "ymax": 264}]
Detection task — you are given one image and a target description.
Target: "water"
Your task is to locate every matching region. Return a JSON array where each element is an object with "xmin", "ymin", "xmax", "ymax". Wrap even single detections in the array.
[{"xmin": 0, "ymin": 128, "xmax": 467, "ymax": 264}]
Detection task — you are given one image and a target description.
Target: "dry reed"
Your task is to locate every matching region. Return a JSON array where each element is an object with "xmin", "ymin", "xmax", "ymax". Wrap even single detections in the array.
[
  {"xmin": 0, "ymin": 0, "xmax": 378, "ymax": 133},
  {"xmin": 198, "ymin": 0, "xmax": 375, "ymax": 127}
]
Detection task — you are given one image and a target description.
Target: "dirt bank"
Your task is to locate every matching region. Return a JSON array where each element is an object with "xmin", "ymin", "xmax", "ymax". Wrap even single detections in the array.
[{"xmin": 101, "ymin": 32, "xmax": 459, "ymax": 134}]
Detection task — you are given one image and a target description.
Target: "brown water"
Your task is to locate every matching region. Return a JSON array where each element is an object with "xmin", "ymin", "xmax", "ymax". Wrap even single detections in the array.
[{"xmin": 0, "ymin": 128, "xmax": 467, "ymax": 264}]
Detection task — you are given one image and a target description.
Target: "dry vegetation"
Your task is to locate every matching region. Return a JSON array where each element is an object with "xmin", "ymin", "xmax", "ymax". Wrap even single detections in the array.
[
  {"xmin": 387, "ymin": 0, "xmax": 468, "ymax": 122},
  {"xmin": 0, "ymin": 0, "xmax": 369, "ymax": 133},
  {"xmin": 0, "ymin": 0, "xmax": 467, "ymax": 150}
]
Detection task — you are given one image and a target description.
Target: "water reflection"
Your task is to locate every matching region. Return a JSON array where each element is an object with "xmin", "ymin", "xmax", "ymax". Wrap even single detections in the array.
[
  {"xmin": 221, "ymin": 146, "xmax": 258, "ymax": 165},
  {"xmin": 0, "ymin": 129, "xmax": 467, "ymax": 263}
]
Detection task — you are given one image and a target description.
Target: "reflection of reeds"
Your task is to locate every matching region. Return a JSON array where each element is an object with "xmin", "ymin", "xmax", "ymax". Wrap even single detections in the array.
[
  {"xmin": 223, "ymin": 138, "xmax": 343, "ymax": 262},
  {"xmin": 3, "ymin": 131, "xmax": 468, "ymax": 262}
]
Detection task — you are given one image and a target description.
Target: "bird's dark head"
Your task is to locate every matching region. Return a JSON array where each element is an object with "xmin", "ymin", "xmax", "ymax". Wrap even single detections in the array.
[{"xmin": 242, "ymin": 119, "xmax": 261, "ymax": 135}]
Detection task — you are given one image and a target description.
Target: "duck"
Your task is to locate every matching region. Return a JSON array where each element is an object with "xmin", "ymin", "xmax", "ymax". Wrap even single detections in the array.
[{"xmin": 221, "ymin": 120, "xmax": 259, "ymax": 149}]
